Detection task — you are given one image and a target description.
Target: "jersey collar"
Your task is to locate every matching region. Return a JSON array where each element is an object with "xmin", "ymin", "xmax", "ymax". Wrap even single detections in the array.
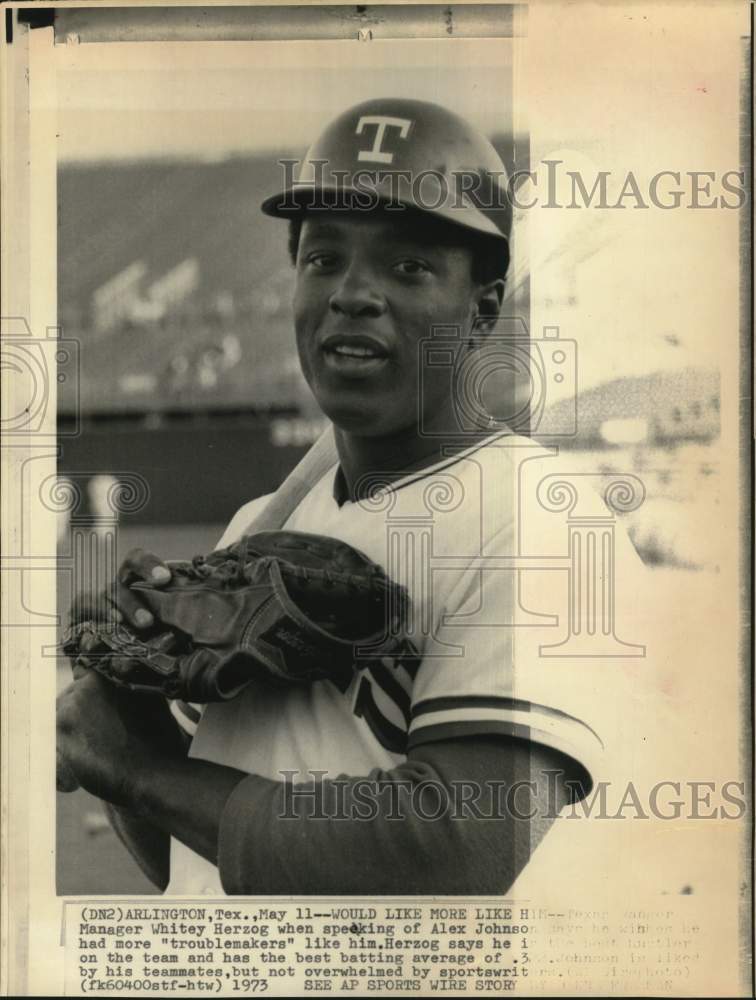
[{"xmin": 330, "ymin": 426, "xmax": 515, "ymax": 508}]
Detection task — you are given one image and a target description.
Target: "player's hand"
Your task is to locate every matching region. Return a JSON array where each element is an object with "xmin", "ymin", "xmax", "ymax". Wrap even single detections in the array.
[
  {"xmin": 61, "ymin": 551, "xmax": 175, "ymax": 793},
  {"xmin": 69, "ymin": 547, "xmax": 172, "ymax": 634},
  {"xmin": 56, "ymin": 670, "xmax": 187, "ymax": 805}
]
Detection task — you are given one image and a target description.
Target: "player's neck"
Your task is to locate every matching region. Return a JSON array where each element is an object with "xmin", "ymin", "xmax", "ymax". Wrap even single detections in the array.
[{"xmin": 333, "ymin": 425, "xmax": 491, "ymax": 502}]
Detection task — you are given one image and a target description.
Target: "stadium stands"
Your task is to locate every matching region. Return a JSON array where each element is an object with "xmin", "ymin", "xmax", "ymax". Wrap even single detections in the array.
[{"xmin": 58, "ymin": 156, "xmax": 308, "ymax": 414}]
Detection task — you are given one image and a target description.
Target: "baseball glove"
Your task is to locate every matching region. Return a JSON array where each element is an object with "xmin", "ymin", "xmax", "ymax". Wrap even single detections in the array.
[{"xmin": 63, "ymin": 530, "xmax": 408, "ymax": 702}]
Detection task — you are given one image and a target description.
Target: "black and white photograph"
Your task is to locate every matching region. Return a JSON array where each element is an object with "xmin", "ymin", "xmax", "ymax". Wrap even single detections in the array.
[{"xmin": 1, "ymin": 2, "xmax": 752, "ymax": 996}]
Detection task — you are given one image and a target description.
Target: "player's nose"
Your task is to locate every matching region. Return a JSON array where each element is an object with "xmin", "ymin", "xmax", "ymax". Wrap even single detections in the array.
[{"xmin": 328, "ymin": 263, "xmax": 386, "ymax": 318}]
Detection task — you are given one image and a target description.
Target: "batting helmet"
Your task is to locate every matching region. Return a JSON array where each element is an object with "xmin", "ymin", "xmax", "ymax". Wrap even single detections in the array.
[{"xmin": 261, "ymin": 97, "xmax": 512, "ymax": 245}]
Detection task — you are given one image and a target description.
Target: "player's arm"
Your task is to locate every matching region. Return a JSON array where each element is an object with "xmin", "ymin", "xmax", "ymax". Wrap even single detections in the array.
[
  {"xmin": 215, "ymin": 735, "xmax": 580, "ymax": 894},
  {"xmin": 60, "ymin": 504, "xmax": 268, "ymax": 887},
  {"xmin": 63, "ymin": 548, "xmax": 183, "ymax": 888},
  {"xmin": 102, "ymin": 803, "xmax": 171, "ymax": 891},
  {"xmin": 100, "ymin": 719, "xmax": 193, "ymax": 890},
  {"xmin": 58, "ymin": 670, "xmax": 196, "ymax": 889},
  {"xmin": 57, "ymin": 670, "xmax": 579, "ymax": 893}
]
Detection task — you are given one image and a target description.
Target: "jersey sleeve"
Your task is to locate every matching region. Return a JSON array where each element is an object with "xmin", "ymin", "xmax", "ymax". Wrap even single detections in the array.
[{"xmin": 407, "ymin": 493, "xmax": 646, "ymax": 795}]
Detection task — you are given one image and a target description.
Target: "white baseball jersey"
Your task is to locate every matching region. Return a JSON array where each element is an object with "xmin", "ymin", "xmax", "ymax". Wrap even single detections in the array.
[{"xmin": 167, "ymin": 430, "xmax": 646, "ymax": 894}]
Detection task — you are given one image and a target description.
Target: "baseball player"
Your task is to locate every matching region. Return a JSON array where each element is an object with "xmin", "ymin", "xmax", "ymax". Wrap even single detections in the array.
[{"xmin": 58, "ymin": 98, "xmax": 642, "ymax": 895}]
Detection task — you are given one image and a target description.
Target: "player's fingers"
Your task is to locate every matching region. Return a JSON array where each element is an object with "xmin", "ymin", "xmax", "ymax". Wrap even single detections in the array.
[
  {"xmin": 119, "ymin": 548, "xmax": 172, "ymax": 588},
  {"xmin": 112, "ymin": 578, "xmax": 155, "ymax": 630},
  {"xmin": 151, "ymin": 631, "xmax": 178, "ymax": 653},
  {"xmin": 69, "ymin": 588, "xmax": 121, "ymax": 625},
  {"xmin": 103, "ymin": 594, "xmax": 124, "ymax": 625},
  {"xmin": 70, "ymin": 631, "xmax": 103, "ymax": 677},
  {"xmin": 108, "ymin": 630, "xmax": 177, "ymax": 684},
  {"xmin": 107, "ymin": 655, "xmax": 143, "ymax": 682},
  {"xmin": 114, "ymin": 550, "xmax": 172, "ymax": 629},
  {"xmin": 71, "ymin": 661, "xmax": 90, "ymax": 680}
]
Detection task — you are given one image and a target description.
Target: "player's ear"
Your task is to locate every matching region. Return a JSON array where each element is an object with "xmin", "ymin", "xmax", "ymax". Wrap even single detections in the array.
[{"xmin": 473, "ymin": 279, "xmax": 506, "ymax": 334}]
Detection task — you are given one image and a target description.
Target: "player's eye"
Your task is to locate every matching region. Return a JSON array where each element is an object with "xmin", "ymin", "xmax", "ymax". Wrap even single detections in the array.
[
  {"xmin": 302, "ymin": 251, "xmax": 340, "ymax": 271},
  {"xmin": 393, "ymin": 258, "xmax": 431, "ymax": 277}
]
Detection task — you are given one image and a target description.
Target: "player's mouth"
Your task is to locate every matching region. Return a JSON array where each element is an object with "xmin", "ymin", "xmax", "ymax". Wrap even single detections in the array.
[{"xmin": 320, "ymin": 334, "xmax": 390, "ymax": 377}]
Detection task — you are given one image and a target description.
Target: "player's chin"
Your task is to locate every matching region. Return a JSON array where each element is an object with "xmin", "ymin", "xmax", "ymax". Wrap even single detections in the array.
[
  {"xmin": 312, "ymin": 372, "xmax": 400, "ymax": 424},
  {"xmin": 320, "ymin": 396, "xmax": 407, "ymax": 439}
]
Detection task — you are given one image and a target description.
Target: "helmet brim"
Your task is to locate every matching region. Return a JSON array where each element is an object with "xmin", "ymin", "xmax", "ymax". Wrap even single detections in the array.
[{"xmin": 260, "ymin": 184, "xmax": 509, "ymax": 243}]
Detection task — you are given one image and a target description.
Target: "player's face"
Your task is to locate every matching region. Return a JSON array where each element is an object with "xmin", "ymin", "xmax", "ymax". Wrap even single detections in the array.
[{"xmin": 292, "ymin": 212, "xmax": 487, "ymax": 439}]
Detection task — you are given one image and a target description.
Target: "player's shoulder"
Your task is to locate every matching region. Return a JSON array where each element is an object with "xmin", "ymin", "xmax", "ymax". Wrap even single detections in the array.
[
  {"xmin": 215, "ymin": 493, "xmax": 276, "ymax": 549},
  {"xmin": 470, "ymin": 432, "xmax": 646, "ymax": 566},
  {"xmin": 474, "ymin": 429, "xmax": 554, "ymax": 467},
  {"xmin": 450, "ymin": 429, "xmax": 555, "ymax": 478},
  {"xmin": 447, "ymin": 430, "xmax": 556, "ymax": 539}
]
